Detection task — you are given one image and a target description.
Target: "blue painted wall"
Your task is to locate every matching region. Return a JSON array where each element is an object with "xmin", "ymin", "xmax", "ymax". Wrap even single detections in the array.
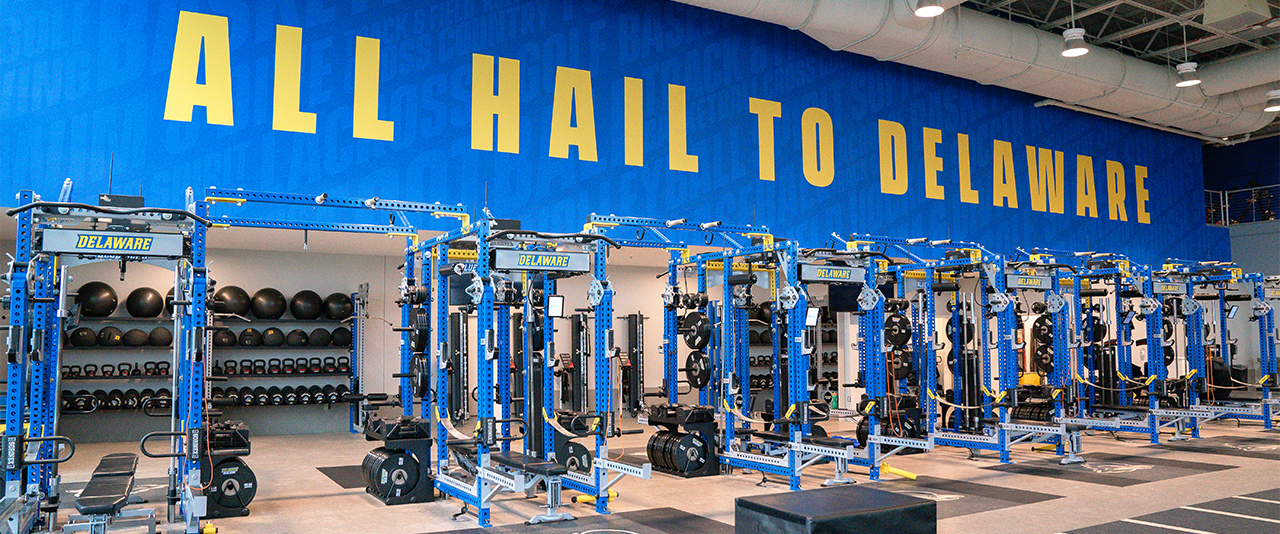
[
  {"xmin": 1203, "ymin": 137, "xmax": 1280, "ymax": 191},
  {"xmin": 0, "ymin": 0, "xmax": 1229, "ymax": 264}
]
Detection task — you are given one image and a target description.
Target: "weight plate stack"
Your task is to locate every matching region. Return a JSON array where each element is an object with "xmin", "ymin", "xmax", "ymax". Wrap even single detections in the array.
[
  {"xmin": 362, "ymin": 447, "xmax": 420, "ymax": 500},
  {"xmin": 205, "ymin": 457, "xmax": 257, "ymax": 513},
  {"xmin": 670, "ymin": 433, "xmax": 708, "ymax": 473}
]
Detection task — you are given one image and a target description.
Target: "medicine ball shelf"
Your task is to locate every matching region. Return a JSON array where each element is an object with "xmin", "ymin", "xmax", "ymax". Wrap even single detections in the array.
[
  {"xmin": 63, "ymin": 347, "xmax": 174, "ymax": 351},
  {"xmin": 74, "ymin": 317, "xmax": 179, "ymax": 323}
]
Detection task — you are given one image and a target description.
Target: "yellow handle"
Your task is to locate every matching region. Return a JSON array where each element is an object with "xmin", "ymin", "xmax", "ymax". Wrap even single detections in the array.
[
  {"xmin": 784, "ymin": 404, "xmax": 797, "ymax": 419},
  {"xmin": 1184, "ymin": 370, "xmax": 1198, "ymax": 380},
  {"xmin": 1032, "ymin": 444, "xmax": 1057, "ymax": 452},
  {"xmin": 880, "ymin": 462, "xmax": 917, "ymax": 480},
  {"xmin": 571, "ymin": 490, "xmax": 618, "ymax": 504},
  {"xmin": 1260, "ymin": 374, "xmax": 1271, "ymax": 385},
  {"xmin": 1143, "ymin": 375, "xmax": 1157, "ymax": 386},
  {"xmin": 925, "ymin": 389, "xmax": 938, "ymax": 400}
]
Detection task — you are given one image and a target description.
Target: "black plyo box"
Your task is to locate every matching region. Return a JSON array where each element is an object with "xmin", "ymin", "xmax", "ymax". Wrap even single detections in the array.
[{"xmin": 736, "ymin": 484, "xmax": 936, "ymax": 534}]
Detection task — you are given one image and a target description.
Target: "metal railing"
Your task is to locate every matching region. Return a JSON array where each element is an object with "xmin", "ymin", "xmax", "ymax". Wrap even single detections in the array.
[{"xmin": 1205, "ymin": 185, "xmax": 1279, "ymax": 226}]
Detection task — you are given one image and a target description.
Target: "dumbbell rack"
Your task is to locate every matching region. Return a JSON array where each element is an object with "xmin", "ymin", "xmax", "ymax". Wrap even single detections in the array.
[
  {"xmin": 205, "ymin": 304, "xmax": 364, "ymax": 432},
  {"xmin": 60, "ymin": 315, "xmax": 178, "ymax": 414}
]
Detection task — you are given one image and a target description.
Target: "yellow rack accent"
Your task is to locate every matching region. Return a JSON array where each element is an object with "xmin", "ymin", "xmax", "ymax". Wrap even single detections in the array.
[
  {"xmin": 432, "ymin": 211, "xmax": 470, "ymax": 228},
  {"xmin": 203, "ymin": 196, "xmax": 247, "ymax": 205}
]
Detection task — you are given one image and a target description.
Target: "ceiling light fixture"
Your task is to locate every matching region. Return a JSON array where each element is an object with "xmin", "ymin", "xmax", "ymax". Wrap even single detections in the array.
[
  {"xmin": 1062, "ymin": 0, "xmax": 1088, "ymax": 58},
  {"xmin": 1174, "ymin": 22, "xmax": 1199, "ymax": 88},
  {"xmin": 1265, "ymin": 90, "xmax": 1280, "ymax": 113},
  {"xmin": 1175, "ymin": 62, "xmax": 1201, "ymax": 87},
  {"xmin": 1062, "ymin": 29, "xmax": 1088, "ymax": 57},
  {"xmin": 914, "ymin": 0, "xmax": 945, "ymax": 18}
]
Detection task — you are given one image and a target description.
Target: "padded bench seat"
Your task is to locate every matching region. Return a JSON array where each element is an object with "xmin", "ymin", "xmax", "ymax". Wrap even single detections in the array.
[
  {"xmin": 75, "ymin": 453, "xmax": 139, "ymax": 516},
  {"xmin": 93, "ymin": 453, "xmax": 138, "ymax": 477},
  {"xmin": 752, "ymin": 430, "xmax": 852, "ymax": 448},
  {"xmin": 1092, "ymin": 404, "xmax": 1150, "ymax": 414},
  {"xmin": 490, "ymin": 451, "xmax": 567, "ymax": 477}
]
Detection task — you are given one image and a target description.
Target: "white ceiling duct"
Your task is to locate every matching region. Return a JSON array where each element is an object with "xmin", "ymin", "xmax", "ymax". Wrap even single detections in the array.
[{"xmin": 672, "ymin": 0, "xmax": 1278, "ymax": 140}]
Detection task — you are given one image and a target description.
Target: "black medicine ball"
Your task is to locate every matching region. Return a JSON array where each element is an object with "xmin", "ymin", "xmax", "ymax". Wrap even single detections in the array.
[
  {"xmin": 251, "ymin": 288, "xmax": 287, "ymax": 320},
  {"xmin": 307, "ymin": 328, "xmax": 331, "ymax": 347},
  {"xmin": 125, "ymin": 287, "xmax": 164, "ymax": 318},
  {"xmin": 285, "ymin": 329, "xmax": 309, "ymax": 347},
  {"xmin": 261, "ymin": 327, "xmax": 285, "ymax": 347},
  {"xmin": 77, "ymin": 281, "xmax": 118, "ymax": 317},
  {"xmin": 238, "ymin": 328, "xmax": 263, "ymax": 347},
  {"xmin": 289, "ymin": 290, "xmax": 324, "ymax": 320},
  {"xmin": 69, "ymin": 327, "xmax": 97, "ymax": 347},
  {"xmin": 122, "ymin": 329, "xmax": 149, "ymax": 346},
  {"xmin": 213, "ymin": 286, "xmax": 252, "ymax": 316},
  {"xmin": 330, "ymin": 327, "xmax": 352, "ymax": 347},
  {"xmin": 322, "ymin": 293, "xmax": 353, "ymax": 320},
  {"xmin": 149, "ymin": 326, "xmax": 173, "ymax": 347},
  {"xmin": 97, "ymin": 326, "xmax": 124, "ymax": 346},
  {"xmin": 212, "ymin": 329, "xmax": 238, "ymax": 347}
]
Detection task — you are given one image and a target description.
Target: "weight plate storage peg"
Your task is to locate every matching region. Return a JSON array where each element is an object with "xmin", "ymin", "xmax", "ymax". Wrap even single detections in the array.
[
  {"xmin": 1034, "ymin": 345, "xmax": 1054, "ymax": 375},
  {"xmin": 684, "ymin": 351, "xmax": 711, "ymax": 389},
  {"xmin": 1032, "ymin": 315, "xmax": 1054, "ymax": 344},
  {"xmin": 681, "ymin": 312, "xmax": 711, "ymax": 350},
  {"xmin": 890, "ymin": 347, "xmax": 913, "ymax": 380},
  {"xmin": 884, "ymin": 314, "xmax": 912, "ymax": 346}
]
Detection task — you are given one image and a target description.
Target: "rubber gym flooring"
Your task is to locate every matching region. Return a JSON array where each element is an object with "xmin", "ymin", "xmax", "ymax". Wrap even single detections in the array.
[{"xmin": 51, "ymin": 418, "xmax": 1278, "ymax": 534}]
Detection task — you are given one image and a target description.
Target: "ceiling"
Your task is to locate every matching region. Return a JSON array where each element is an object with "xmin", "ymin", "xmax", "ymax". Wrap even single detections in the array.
[{"xmin": 964, "ymin": 0, "xmax": 1280, "ymax": 141}]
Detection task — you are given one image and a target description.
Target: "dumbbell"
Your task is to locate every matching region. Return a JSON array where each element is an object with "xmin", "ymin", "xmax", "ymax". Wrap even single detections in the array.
[
  {"xmin": 282, "ymin": 386, "xmax": 298, "ymax": 405},
  {"xmin": 75, "ymin": 390, "xmax": 95, "ymax": 411},
  {"xmin": 254, "ymin": 387, "xmax": 270, "ymax": 406},
  {"xmin": 323, "ymin": 357, "xmax": 337, "ymax": 373},
  {"xmin": 268, "ymin": 386, "xmax": 284, "ymax": 406},
  {"xmin": 123, "ymin": 389, "xmax": 140, "ymax": 409},
  {"xmin": 222, "ymin": 361, "xmax": 237, "ymax": 375},
  {"xmin": 155, "ymin": 389, "xmax": 172, "ymax": 409},
  {"xmin": 297, "ymin": 387, "xmax": 312, "ymax": 405},
  {"xmin": 309, "ymin": 358, "xmax": 323, "ymax": 374},
  {"xmin": 117, "ymin": 362, "xmax": 133, "ymax": 376},
  {"xmin": 83, "ymin": 364, "xmax": 98, "ymax": 377},
  {"xmin": 240, "ymin": 386, "xmax": 256, "ymax": 406},
  {"xmin": 268, "ymin": 358, "xmax": 282, "ymax": 375},
  {"xmin": 310, "ymin": 385, "xmax": 325, "ymax": 403},
  {"xmin": 282, "ymin": 358, "xmax": 296, "ymax": 375},
  {"xmin": 59, "ymin": 391, "xmax": 73, "ymax": 411},
  {"xmin": 321, "ymin": 385, "xmax": 337, "ymax": 403},
  {"xmin": 156, "ymin": 361, "xmax": 171, "ymax": 376},
  {"xmin": 336, "ymin": 357, "xmax": 350, "ymax": 374},
  {"xmin": 106, "ymin": 390, "xmax": 124, "ymax": 409},
  {"xmin": 225, "ymin": 388, "xmax": 241, "ymax": 404}
]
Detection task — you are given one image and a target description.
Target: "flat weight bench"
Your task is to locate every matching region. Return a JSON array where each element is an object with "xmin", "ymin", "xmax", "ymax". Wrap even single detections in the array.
[
  {"xmin": 486, "ymin": 451, "xmax": 573, "ymax": 525},
  {"xmin": 752, "ymin": 430, "xmax": 854, "ymax": 449},
  {"xmin": 63, "ymin": 453, "xmax": 156, "ymax": 534}
]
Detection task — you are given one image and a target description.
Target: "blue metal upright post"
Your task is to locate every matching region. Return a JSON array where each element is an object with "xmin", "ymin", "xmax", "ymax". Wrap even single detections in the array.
[{"xmin": 591, "ymin": 240, "xmax": 613, "ymax": 515}]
